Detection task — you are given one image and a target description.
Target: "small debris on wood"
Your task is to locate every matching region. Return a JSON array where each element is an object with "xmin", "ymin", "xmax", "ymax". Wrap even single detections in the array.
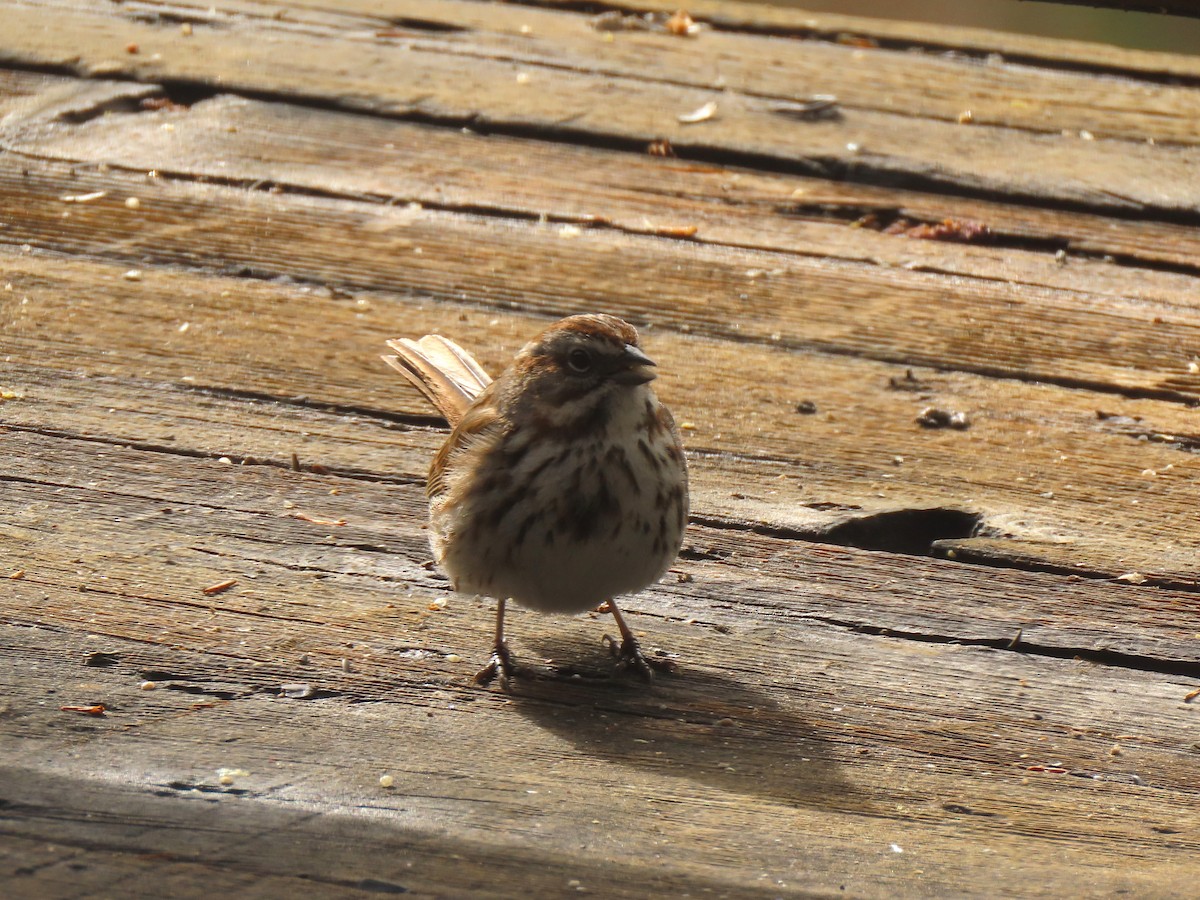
[
  {"xmin": 1183, "ymin": 687, "xmax": 1200, "ymax": 703},
  {"xmin": 591, "ymin": 10, "xmax": 702, "ymax": 35},
  {"xmin": 917, "ymin": 407, "xmax": 970, "ymax": 430},
  {"xmin": 61, "ymin": 704, "xmax": 107, "ymax": 716},
  {"xmin": 769, "ymin": 95, "xmax": 840, "ymax": 121},
  {"xmin": 1095, "ymin": 410, "xmax": 1141, "ymax": 423},
  {"xmin": 83, "ymin": 651, "xmax": 121, "ymax": 668},
  {"xmin": 591, "ymin": 11, "xmax": 653, "ymax": 31},
  {"xmin": 280, "ymin": 683, "xmax": 316, "ymax": 699},
  {"xmin": 140, "ymin": 96, "xmax": 189, "ymax": 112},
  {"xmin": 795, "ymin": 400, "xmax": 818, "ymax": 414},
  {"xmin": 885, "ymin": 218, "xmax": 991, "ymax": 243},
  {"xmin": 849, "ymin": 212, "xmax": 880, "ymax": 230},
  {"xmin": 651, "ymin": 224, "xmax": 699, "ymax": 238},
  {"xmin": 836, "ymin": 33, "xmax": 879, "ymax": 48},
  {"xmin": 202, "ymin": 578, "xmax": 238, "ymax": 596},
  {"xmin": 122, "ymin": 269, "xmax": 143, "ymax": 282},
  {"xmin": 664, "ymin": 9, "xmax": 700, "ymax": 37},
  {"xmin": 60, "ymin": 191, "xmax": 107, "ymax": 203},
  {"xmin": 289, "ymin": 512, "xmax": 347, "ymax": 526},
  {"xmin": 957, "ymin": 110, "xmax": 974, "ymax": 124},
  {"xmin": 678, "ymin": 101, "xmax": 717, "ymax": 124},
  {"xmin": 8, "ymin": 569, "xmax": 24, "ymax": 579},
  {"xmin": 1115, "ymin": 572, "xmax": 1148, "ymax": 584},
  {"xmin": 379, "ymin": 774, "xmax": 395, "ymax": 788},
  {"xmin": 647, "ymin": 138, "xmax": 676, "ymax": 157},
  {"xmin": 888, "ymin": 370, "xmax": 933, "ymax": 393}
]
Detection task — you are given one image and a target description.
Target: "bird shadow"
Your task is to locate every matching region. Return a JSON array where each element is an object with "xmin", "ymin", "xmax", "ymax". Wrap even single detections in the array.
[{"xmin": 503, "ymin": 633, "xmax": 860, "ymax": 813}]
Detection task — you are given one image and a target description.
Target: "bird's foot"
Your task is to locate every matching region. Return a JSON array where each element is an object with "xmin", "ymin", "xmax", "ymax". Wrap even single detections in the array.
[
  {"xmin": 474, "ymin": 642, "xmax": 516, "ymax": 689},
  {"xmin": 602, "ymin": 634, "xmax": 677, "ymax": 681}
]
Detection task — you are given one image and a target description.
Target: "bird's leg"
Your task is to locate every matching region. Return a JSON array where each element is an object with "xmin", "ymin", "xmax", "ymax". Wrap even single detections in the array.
[
  {"xmin": 474, "ymin": 597, "xmax": 515, "ymax": 689},
  {"xmin": 602, "ymin": 599, "xmax": 676, "ymax": 680}
]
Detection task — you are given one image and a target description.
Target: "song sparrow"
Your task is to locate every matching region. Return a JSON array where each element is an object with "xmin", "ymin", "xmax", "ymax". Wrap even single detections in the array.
[{"xmin": 383, "ymin": 314, "xmax": 689, "ymax": 687}]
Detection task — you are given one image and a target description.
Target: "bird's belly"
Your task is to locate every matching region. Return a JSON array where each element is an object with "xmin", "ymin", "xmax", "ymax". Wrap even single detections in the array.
[
  {"xmin": 498, "ymin": 511, "xmax": 670, "ymax": 613},
  {"xmin": 431, "ymin": 434, "xmax": 684, "ymax": 614}
]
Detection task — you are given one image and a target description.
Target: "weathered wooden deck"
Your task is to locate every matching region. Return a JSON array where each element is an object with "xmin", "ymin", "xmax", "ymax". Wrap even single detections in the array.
[{"xmin": 2, "ymin": 1, "xmax": 1199, "ymax": 896}]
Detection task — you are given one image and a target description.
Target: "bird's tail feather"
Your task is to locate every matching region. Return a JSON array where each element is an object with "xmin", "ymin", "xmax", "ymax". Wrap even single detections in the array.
[{"xmin": 382, "ymin": 335, "xmax": 492, "ymax": 426}]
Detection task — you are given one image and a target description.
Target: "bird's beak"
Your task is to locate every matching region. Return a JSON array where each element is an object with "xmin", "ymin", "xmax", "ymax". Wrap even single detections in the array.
[{"xmin": 613, "ymin": 343, "xmax": 657, "ymax": 384}]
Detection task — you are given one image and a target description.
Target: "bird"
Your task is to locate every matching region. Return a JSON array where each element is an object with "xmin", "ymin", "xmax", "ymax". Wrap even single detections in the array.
[{"xmin": 382, "ymin": 314, "xmax": 689, "ymax": 687}]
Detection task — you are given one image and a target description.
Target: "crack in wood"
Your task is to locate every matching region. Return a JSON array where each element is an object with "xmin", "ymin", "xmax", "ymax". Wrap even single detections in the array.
[
  {"xmin": 783, "ymin": 202, "xmax": 1134, "ymax": 267},
  {"xmin": 804, "ymin": 612, "xmax": 1200, "ymax": 680},
  {"xmin": 689, "ymin": 508, "xmax": 985, "ymax": 557},
  {"xmin": 1, "ymin": 421, "xmax": 425, "ymax": 485}
]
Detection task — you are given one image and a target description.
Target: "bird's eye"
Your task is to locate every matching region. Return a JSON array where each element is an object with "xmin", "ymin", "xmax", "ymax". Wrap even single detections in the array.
[{"xmin": 566, "ymin": 347, "xmax": 593, "ymax": 374}]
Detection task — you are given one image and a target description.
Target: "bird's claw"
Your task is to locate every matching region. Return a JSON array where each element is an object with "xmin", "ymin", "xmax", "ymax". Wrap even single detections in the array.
[
  {"xmin": 602, "ymin": 634, "xmax": 677, "ymax": 681},
  {"xmin": 474, "ymin": 642, "xmax": 515, "ymax": 689}
]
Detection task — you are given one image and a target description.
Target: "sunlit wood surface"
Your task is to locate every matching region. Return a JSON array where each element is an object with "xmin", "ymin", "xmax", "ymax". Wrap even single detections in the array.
[{"xmin": 2, "ymin": 2, "xmax": 1199, "ymax": 896}]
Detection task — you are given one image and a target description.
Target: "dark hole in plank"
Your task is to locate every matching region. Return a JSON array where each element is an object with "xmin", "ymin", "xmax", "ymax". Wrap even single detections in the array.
[{"xmin": 818, "ymin": 507, "xmax": 982, "ymax": 556}]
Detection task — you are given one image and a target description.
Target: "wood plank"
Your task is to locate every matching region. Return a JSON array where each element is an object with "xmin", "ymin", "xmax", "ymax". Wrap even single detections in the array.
[
  {"xmin": 529, "ymin": 0, "xmax": 1200, "ymax": 80},
  {"xmin": 4, "ymin": 622, "xmax": 1196, "ymax": 899},
  {"xmin": 5, "ymin": 395, "xmax": 1200, "ymax": 666},
  {"xmin": 7, "ymin": 76, "xmax": 1200, "ymax": 274},
  {"xmin": 2, "ymin": 443, "xmax": 1199, "ymax": 897},
  {"xmin": 1032, "ymin": 0, "xmax": 1200, "ymax": 20},
  {"xmin": 3, "ymin": 147, "xmax": 1199, "ymax": 406},
  {"xmin": 4, "ymin": 0, "xmax": 1200, "ymax": 214},
  {"xmin": 253, "ymin": 0, "xmax": 1200, "ymax": 144},
  {"xmin": 5, "ymin": 248, "xmax": 1200, "ymax": 605}
]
